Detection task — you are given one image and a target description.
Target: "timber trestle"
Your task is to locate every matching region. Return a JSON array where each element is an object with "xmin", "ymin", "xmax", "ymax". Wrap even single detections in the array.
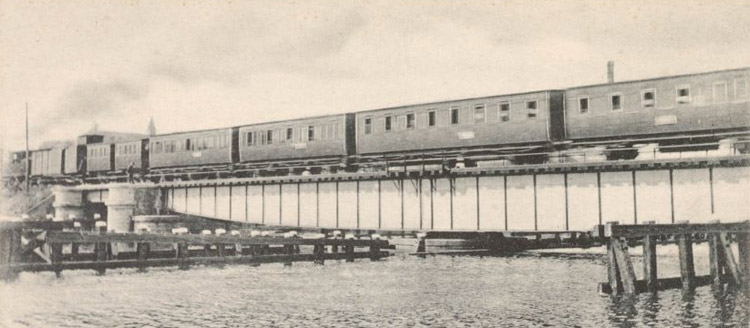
[
  {"xmin": 597, "ymin": 220, "xmax": 750, "ymax": 295},
  {"xmin": 0, "ymin": 222, "xmax": 389, "ymax": 281}
]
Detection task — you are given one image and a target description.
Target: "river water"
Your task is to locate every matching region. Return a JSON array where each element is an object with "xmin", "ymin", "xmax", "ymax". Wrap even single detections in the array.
[{"xmin": 1, "ymin": 247, "xmax": 748, "ymax": 327}]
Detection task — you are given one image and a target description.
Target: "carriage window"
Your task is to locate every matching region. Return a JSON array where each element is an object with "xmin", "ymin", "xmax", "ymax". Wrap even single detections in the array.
[
  {"xmin": 286, "ymin": 128, "xmax": 293, "ymax": 141},
  {"xmin": 713, "ymin": 81, "xmax": 728, "ymax": 103},
  {"xmin": 473, "ymin": 105, "xmax": 486, "ymax": 123},
  {"xmin": 428, "ymin": 110, "xmax": 436, "ymax": 127},
  {"xmin": 641, "ymin": 90, "xmax": 655, "ymax": 108},
  {"xmin": 450, "ymin": 107, "xmax": 459, "ymax": 124},
  {"xmin": 676, "ymin": 85, "xmax": 691, "ymax": 104},
  {"xmin": 406, "ymin": 113, "xmax": 415, "ymax": 129},
  {"xmin": 385, "ymin": 116, "xmax": 392, "ymax": 131},
  {"xmin": 579, "ymin": 97, "xmax": 589, "ymax": 113},
  {"xmin": 610, "ymin": 94, "xmax": 622, "ymax": 111},
  {"xmin": 500, "ymin": 102, "xmax": 510, "ymax": 122},
  {"xmin": 736, "ymin": 80, "xmax": 748, "ymax": 99},
  {"xmin": 364, "ymin": 118, "xmax": 372, "ymax": 134},
  {"xmin": 308, "ymin": 125, "xmax": 315, "ymax": 141},
  {"xmin": 527, "ymin": 101, "xmax": 537, "ymax": 118},
  {"xmin": 246, "ymin": 132, "xmax": 253, "ymax": 146}
]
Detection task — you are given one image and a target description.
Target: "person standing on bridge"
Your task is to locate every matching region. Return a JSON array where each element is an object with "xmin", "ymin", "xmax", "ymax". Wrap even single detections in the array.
[{"xmin": 127, "ymin": 162, "xmax": 135, "ymax": 183}]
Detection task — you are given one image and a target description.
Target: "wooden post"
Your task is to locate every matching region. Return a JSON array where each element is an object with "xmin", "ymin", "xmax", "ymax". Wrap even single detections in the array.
[
  {"xmin": 612, "ymin": 238, "xmax": 637, "ymax": 295},
  {"xmin": 345, "ymin": 243, "xmax": 355, "ymax": 263},
  {"xmin": 642, "ymin": 221, "xmax": 657, "ymax": 293},
  {"xmin": 0, "ymin": 229, "xmax": 21, "ymax": 281},
  {"xmin": 606, "ymin": 222, "xmax": 622, "ymax": 295},
  {"xmin": 94, "ymin": 242, "xmax": 108, "ymax": 275},
  {"xmin": 677, "ymin": 233, "xmax": 695, "ymax": 290},
  {"xmin": 313, "ymin": 243, "xmax": 325, "ymax": 265},
  {"xmin": 416, "ymin": 236, "xmax": 426, "ymax": 258},
  {"xmin": 136, "ymin": 242, "xmax": 150, "ymax": 272},
  {"xmin": 177, "ymin": 242, "xmax": 189, "ymax": 270},
  {"xmin": 718, "ymin": 232, "xmax": 742, "ymax": 286},
  {"xmin": 738, "ymin": 232, "xmax": 750, "ymax": 284},
  {"xmin": 708, "ymin": 233, "xmax": 724, "ymax": 291},
  {"xmin": 50, "ymin": 243, "xmax": 63, "ymax": 278},
  {"xmin": 369, "ymin": 243, "xmax": 381, "ymax": 261}
]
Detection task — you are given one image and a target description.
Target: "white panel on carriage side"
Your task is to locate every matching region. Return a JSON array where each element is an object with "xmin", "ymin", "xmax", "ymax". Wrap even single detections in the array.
[
  {"xmin": 318, "ymin": 182, "xmax": 337, "ymax": 228},
  {"xmin": 478, "ymin": 176, "xmax": 505, "ymax": 230},
  {"xmin": 453, "ymin": 177, "xmax": 478, "ymax": 230},
  {"xmin": 230, "ymin": 186, "xmax": 246, "ymax": 222},
  {"xmin": 215, "ymin": 186, "xmax": 230, "ymax": 220},
  {"xmin": 536, "ymin": 174, "xmax": 566, "ymax": 231},
  {"xmin": 566, "ymin": 173, "xmax": 599, "ymax": 231},
  {"xmin": 281, "ymin": 184, "xmax": 299, "ymax": 227},
  {"xmin": 359, "ymin": 180, "xmax": 380, "ymax": 229},
  {"xmin": 403, "ymin": 179, "xmax": 421, "ymax": 230},
  {"xmin": 200, "ymin": 187, "xmax": 216, "ymax": 218},
  {"xmin": 187, "ymin": 187, "xmax": 200, "ymax": 215},
  {"xmin": 421, "ymin": 179, "xmax": 433, "ymax": 230},
  {"xmin": 100, "ymin": 190, "xmax": 109, "ymax": 204},
  {"xmin": 712, "ymin": 167, "xmax": 750, "ymax": 221},
  {"xmin": 635, "ymin": 170, "xmax": 672, "ymax": 224},
  {"xmin": 673, "ymin": 168, "xmax": 712, "ymax": 223},
  {"xmin": 299, "ymin": 183, "xmax": 318, "ymax": 227},
  {"xmin": 167, "ymin": 189, "xmax": 174, "ymax": 209},
  {"xmin": 264, "ymin": 184, "xmax": 281, "ymax": 225},
  {"xmin": 600, "ymin": 172, "xmax": 635, "ymax": 224},
  {"xmin": 173, "ymin": 188, "xmax": 187, "ymax": 213},
  {"xmin": 247, "ymin": 185, "xmax": 263, "ymax": 224},
  {"xmin": 506, "ymin": 175, "xmax": 535, "ymax": 230},
  {"xmin": 432, "ymin": 178, "xmax": 452, "ymax": 230},
  {"xmin": 338, "ymin": 182, "xmax": 358, "ymax": 229},
  {"xmin": 381, "ymin": 179, "xmax": 403, "ymax": 230}
]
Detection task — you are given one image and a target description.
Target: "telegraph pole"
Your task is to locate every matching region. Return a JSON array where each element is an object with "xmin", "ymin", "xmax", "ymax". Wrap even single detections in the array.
[{"xmin": 25, "ymin": 102, "xmax": 30, "ymax": 192}]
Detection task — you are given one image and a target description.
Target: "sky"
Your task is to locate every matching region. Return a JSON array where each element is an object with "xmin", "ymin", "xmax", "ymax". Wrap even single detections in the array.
[{"xmin": 1, "ymin": 0, "xmax": 749, "ymax": 152}]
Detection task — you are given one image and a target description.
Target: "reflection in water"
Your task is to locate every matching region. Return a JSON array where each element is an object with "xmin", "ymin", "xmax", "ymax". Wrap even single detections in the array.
[{"xmin": 1, "ymin": 253, "xmax": 748, "ymax": 327}]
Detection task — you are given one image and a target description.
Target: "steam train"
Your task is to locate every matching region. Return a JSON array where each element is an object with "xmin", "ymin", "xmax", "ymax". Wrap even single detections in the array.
[{"xmin": 17, "ymin": 67, "xmax": 750, "ymax": 183}]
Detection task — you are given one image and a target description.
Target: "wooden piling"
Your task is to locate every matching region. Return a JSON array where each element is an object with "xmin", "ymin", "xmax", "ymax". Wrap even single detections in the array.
[
  {"xmin": 708, "ymin": 233, "xmax": 724, "ymax": 290},
  {"xmin": 0, "ymin": 229, "xmax": 21, "ymax": 281},
  {"xmin": 738, "ymin": 232, "xmax": 750, "ymax": 283},
  {"xmin": 642, "ymin": 221, "xmax": 657, "ymax": 293},
  {"xmin": 94, "ymin": 242, "xmax": 108, "ymax": 275},
  {"xmin": 136, "ymin": 242, "xmax": 150, "ymax": 272},
  {"xmin": 677, "ymin": 233, "xmax": 695, "ymax": 290},
  {"xmin": 176, "ymin": 242, "xmax": 189, "ymax": 270},
  {"xmin": 345, "ymin": 243, "xmax": 355, "ymax": 263},
  {"xmin": 313, "ymin": 244, "xmax": 325, "ymax": 265},
  {"xmin": 369, "ymin": 243, "xmax": 381, "ymax": 261},
  {"xmin": 606, "ymin": 239, "xmax": 622, "ymax": 295},
  {"xmin": 718, "ymin": 233, "xmax": 742, "ymax": 286},
  {"xmin": 611, "ymin": 238, "xmax": 637, "ymax": 295},
  {"xmin": 50, "ymin": 243, "xmax": 63, "ymax": 277}
]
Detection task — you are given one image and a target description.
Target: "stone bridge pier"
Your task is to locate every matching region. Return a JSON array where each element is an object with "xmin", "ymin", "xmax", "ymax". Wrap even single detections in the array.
[{"xmin": 52, "ymin": 184, "xmax": 163, "ymax": 232}]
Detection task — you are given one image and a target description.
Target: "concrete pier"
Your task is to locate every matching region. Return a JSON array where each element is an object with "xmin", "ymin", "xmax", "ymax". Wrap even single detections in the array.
[
  {"xmin": 52, "ymin": 187, "xmax": 84, "ymax": 221},
  {"xmin": 105, "ymin": 185, "xmax": 137, "ymax": 232}
]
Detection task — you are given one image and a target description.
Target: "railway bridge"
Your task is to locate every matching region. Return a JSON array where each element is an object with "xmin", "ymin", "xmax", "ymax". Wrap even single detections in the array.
[{"xmin": 49, "ymin": 155, "xmax": 750, "ymax": 235}]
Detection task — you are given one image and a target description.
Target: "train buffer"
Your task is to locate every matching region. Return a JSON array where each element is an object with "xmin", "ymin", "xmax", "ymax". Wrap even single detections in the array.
[
  {"xmin": 596, "ymin": 220, "xmax": 750, "ymax": 296},
  {"xmin": 0, "ymin": 222, "xmax": 390, "ymax": 281}
]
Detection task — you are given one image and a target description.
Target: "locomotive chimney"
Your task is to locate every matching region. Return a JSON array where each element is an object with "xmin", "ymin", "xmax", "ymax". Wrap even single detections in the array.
[{"xmin": 607, "ymin": 61, "xmax": 615, "ymax": 83}]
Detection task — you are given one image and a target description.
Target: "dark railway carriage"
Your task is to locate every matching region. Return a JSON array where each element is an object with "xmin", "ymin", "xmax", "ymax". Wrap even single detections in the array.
[
  {"xmin": 86, "ymin": 143, "xmax": 114, "ymax": 173},
  {"xmin": 238, "ymin": 114, "xmax": 355, "ymax": 163},
  {"xmin": 565, "ymin": 67, "xmax": 750, "ymax": 141},
  {"xmin": 114, "ymin": 139, "xmax": 148, "ymax": 171},
  {"xmin": 355, "ymin": 90, "xmax": 566, "ymax": 155},
  {"xmin": 149, "ymin": 128, "xmax": 233, "ymax": 169}
]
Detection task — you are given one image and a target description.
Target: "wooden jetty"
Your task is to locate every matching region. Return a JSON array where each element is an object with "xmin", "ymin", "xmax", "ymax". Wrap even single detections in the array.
[
  {"xmin": 0, "ymin": 221, "xmax": 389, "ymax": 281},
  {"xmin": 596, "ymin": 220, "xmax": 750, "ymax": 295},
  {"xmin": 410, "ymin": 230, "xmax": 601, "ymax": 256}
]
